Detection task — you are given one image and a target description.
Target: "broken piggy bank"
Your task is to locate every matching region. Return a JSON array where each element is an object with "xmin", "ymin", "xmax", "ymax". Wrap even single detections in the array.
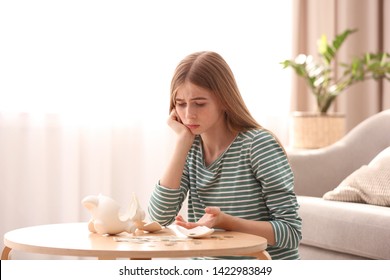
[{"xmin": 82, "ymin": 193, "xmax": 146, "ymax": 235}]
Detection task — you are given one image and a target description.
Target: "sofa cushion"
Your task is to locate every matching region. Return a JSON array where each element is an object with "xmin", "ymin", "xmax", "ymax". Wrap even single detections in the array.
[
  {"xmin": 298, "ymin": 196, "xmax": 390, "ymax": 259},
  {"xmin": 322, "ymin": 146, "xmax": 390, "ymax": 206}
]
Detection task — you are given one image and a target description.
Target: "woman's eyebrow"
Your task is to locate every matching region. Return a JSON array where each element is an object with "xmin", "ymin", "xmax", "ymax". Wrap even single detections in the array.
[{"xmin": 175, "ymin": 97, "xmax": 208, "ymax": 102}]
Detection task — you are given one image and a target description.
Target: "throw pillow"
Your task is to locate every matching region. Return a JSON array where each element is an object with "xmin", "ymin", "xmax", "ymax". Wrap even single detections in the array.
[{"xmin": 323, "ymin": 146, "xmax": 390, "ymax": 206}]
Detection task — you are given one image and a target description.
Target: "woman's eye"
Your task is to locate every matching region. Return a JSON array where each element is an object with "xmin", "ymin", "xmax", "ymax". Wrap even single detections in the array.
[
  {"xmin": 195, "ymin": 103, "xmax": 206, "ymax": 107},
  {"xmin": 176, "ymin": 103, "xmax": 186, "ymax": 107}
]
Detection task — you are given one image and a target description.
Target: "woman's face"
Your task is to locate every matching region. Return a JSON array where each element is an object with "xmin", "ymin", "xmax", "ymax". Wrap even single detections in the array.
[{"xmin": 175, "ymin": 82, "xmax": 225, "ymax": 135}]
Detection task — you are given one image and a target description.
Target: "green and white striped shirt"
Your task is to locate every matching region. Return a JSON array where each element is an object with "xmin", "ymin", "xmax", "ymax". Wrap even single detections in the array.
[{"xmin": 149, "ymin": 129, "xmax": 302, "ymax": 259}]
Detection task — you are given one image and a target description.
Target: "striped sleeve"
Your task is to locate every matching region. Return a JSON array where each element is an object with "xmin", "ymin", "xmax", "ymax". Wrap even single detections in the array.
[
  {"xmin": 250, "ymin": 130, "xmax": 302, "ymax": 250},
  {"xmin": 148, "ymin": 172, "xmax": 190, "ymax": 226}
]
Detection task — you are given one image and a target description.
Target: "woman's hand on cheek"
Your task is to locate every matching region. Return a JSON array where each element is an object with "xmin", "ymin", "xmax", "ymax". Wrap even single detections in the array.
[
  {"xmin": 167, "ymin": 109, "xmax": 185, "ymax": 130},
  {"xmin": 167, "ymin": 109, "xmax": 194, "ymax": 141}
]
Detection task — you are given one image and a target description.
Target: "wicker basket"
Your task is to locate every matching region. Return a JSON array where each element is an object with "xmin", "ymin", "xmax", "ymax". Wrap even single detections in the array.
[{"xmin": 289, "ymin": 112, "xmax": 346, "ymax": 149}]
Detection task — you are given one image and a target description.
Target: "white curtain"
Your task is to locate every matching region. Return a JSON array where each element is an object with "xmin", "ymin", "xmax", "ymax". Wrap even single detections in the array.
[{"xmin": 0, "ymin": 0, "xmax": 292, "ymax": 259}]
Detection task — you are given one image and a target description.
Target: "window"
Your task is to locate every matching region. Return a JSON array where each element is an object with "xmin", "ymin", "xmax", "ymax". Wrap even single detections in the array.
[
  {"xmin": 0, "ymin": 0, "xmax": 292, "ymax": 129},
  {"xmin": 0, "ymin": 1, "xmax": 293, "ymax": 250}
]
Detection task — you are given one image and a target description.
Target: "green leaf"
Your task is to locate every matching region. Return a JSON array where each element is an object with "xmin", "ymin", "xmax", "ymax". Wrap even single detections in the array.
[
  {"xmin": 280, "ymin": 29, "xmax": 390, "ymax": 114},
  {"xmin": 319, "ymin": 29, "xmax": 357, "ymax": 65},
  {"xmin": 332, "ymin": 29, "xmax": 357, "ymax": 50}
]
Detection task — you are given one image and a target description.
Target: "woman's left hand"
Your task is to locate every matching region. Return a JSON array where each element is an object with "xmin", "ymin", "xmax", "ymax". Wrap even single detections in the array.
[{"xmin": 175, "ymin": 206, "xmax": 222, "ymax": 229}]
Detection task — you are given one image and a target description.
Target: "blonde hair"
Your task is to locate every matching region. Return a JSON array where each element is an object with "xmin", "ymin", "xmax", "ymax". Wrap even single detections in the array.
[{"xmin": 170, "ymin": 51, "xmax": 261, "ymax": 133}]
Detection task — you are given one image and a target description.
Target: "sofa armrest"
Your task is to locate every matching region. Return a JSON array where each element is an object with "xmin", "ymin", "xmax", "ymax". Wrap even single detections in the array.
[
  {"xmin": 288, "ymin": 147, "xmax": 355, "ymax": 197},
  {"xmin": 287, "ymin": 109, "xmax": 390, "ymax": 197}
]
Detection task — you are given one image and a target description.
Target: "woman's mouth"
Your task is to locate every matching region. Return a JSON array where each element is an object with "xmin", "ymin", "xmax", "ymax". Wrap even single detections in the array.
[{"xmin": 186, "ymin": 124, "xmax": 200, "ymax": 130}]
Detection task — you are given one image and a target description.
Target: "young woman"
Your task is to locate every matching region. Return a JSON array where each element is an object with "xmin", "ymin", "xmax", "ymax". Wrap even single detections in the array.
[{"xmin": 148, "ymin": 51, "xmax": 301, "ymax": 259}]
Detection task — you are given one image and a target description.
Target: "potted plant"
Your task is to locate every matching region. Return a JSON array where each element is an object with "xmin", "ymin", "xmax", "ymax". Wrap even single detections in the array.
[{"xmin": 282, "ymin": 29, "xmax": 390, "ymax": 148}]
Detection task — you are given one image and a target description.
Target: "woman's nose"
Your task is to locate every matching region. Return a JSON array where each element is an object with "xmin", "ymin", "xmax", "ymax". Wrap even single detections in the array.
[{"xmin": 186, "ymin": 106, "xmax": 196, "ymax": 119}]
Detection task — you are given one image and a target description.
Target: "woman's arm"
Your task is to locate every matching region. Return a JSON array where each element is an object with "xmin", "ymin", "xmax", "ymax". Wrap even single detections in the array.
[
  {"xmin": 250, "ymin": 131, "xmax": 302, "ymax": 249},
  {"xmin": 176, "ymin": 207, "xmax": 276, "ymax": 245},
  {"xmin": 218, "ymin": 212, "xmax": 276, "ymax": 245},
  {"xmin": 148, "ymin": 110, "xmax": 194, "ymax": 226},
  {"xmin": 159, "ymin": 109, "xmax": 194, "ymax": 189}
]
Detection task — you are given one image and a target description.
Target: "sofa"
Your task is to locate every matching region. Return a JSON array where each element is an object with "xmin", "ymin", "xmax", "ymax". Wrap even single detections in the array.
[{"xmin": 287, "ymin": 109, "xmax": 390, "ymax": 260}]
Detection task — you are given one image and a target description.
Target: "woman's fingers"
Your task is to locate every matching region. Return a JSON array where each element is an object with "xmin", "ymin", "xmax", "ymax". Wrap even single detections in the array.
[{"xmin": 205, "ymin": 206, "xmax": 220, "ymax": 215}]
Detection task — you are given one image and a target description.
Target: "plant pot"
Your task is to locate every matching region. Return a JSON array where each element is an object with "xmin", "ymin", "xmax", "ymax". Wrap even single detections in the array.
[{"xmin": 289, "ymin": 112, "xmax": 346, "ymax": 149}]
